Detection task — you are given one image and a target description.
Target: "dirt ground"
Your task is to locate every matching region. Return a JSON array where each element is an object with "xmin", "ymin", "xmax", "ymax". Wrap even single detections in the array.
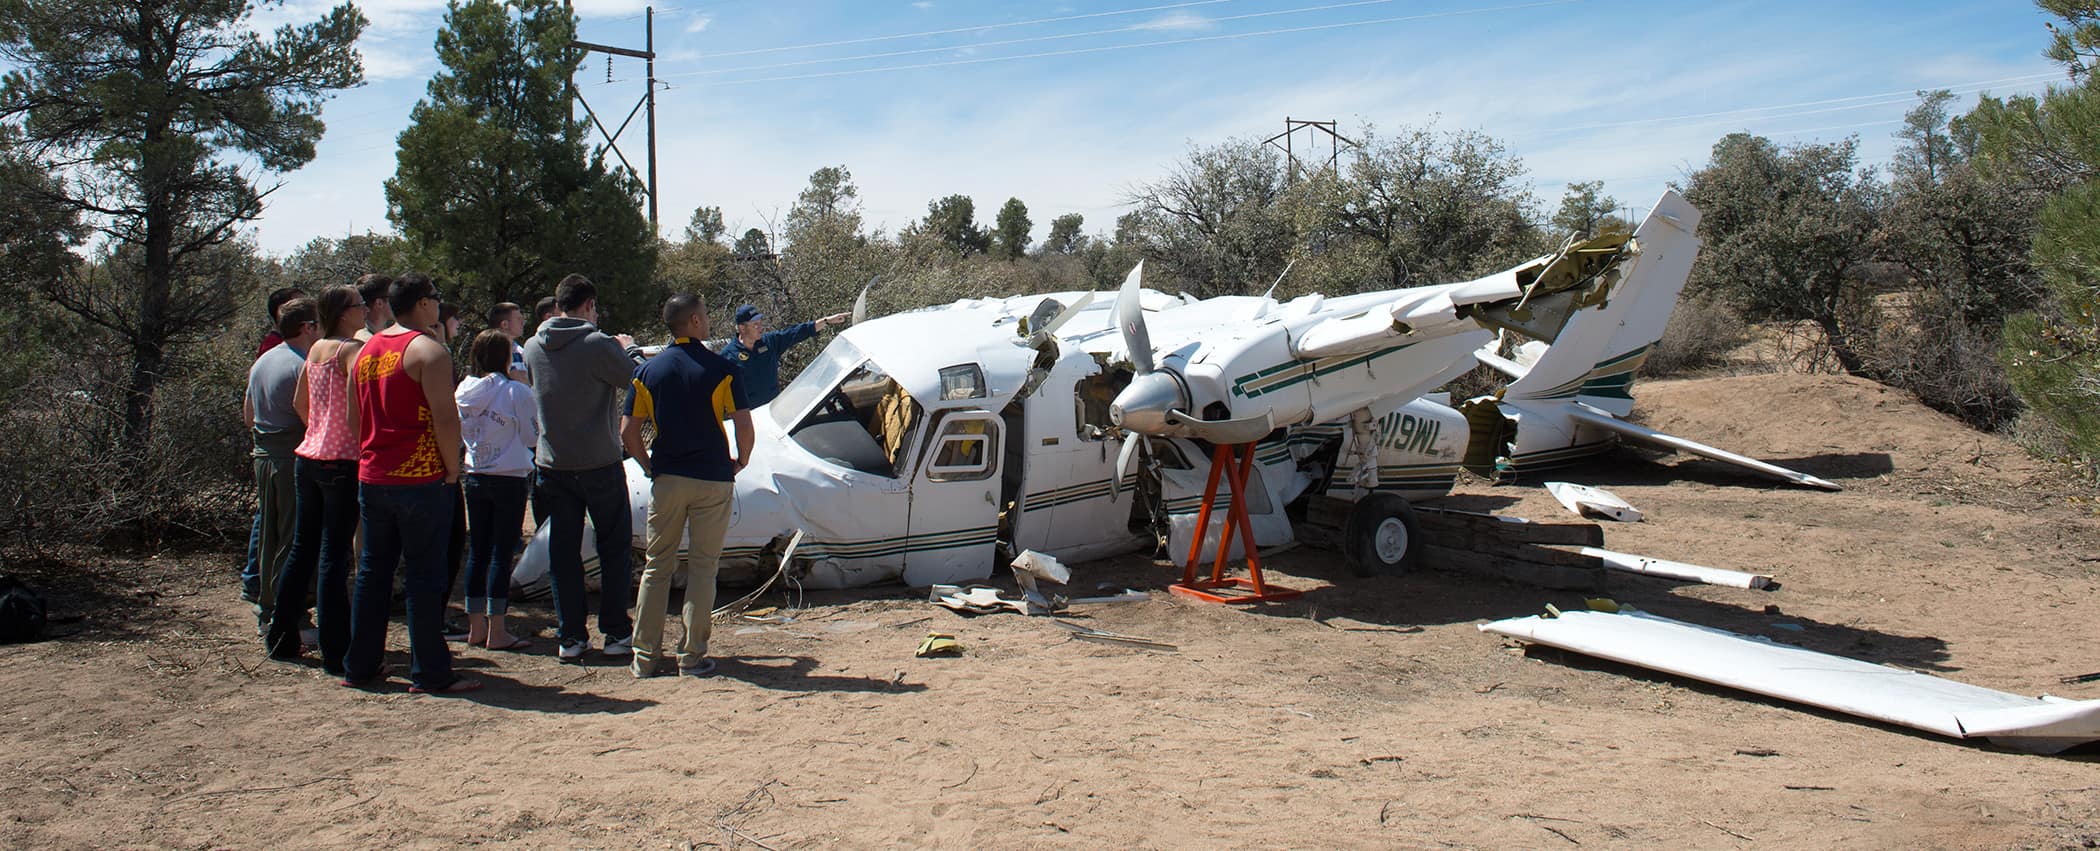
[{"xmin": 4, "ymin": 373, "xmax": 2098, "ymax": 849}]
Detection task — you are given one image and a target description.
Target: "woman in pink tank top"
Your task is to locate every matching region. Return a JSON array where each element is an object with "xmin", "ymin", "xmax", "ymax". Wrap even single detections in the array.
[{"xmin": 263, "ymin": 285, "xmax": 368, "ymax": 673}]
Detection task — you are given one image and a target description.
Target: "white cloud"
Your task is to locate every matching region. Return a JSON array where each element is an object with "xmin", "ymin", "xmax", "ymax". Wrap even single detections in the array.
[
  {"xmin": 1131, "ymin": 12, "xmax": 1213, "ymax": 33},
  {"xmin": 912, "ymin": 2, "xmax": 935, "ymax": 10},
  {"xmin": 684, "ymin": 13, "xmax": 713, "ymax": 34}
]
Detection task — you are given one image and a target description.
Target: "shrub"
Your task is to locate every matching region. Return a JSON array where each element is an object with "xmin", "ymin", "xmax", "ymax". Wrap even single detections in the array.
[{"xmin": 1642, "ymin": 293, "xmax": 1752, "ymax": 377}]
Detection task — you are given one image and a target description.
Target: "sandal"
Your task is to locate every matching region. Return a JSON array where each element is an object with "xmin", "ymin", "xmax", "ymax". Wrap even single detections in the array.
[
  {"xmin": 337, "ymin": 664, "xmax": 391, "ymax": 689},
  {"xmin": 484, "ymin": 636, "xmax": 532, "ymax": 652},
  {"xmin": 408, "ymin": 677, "xmax": 484, "ymax": 695}
]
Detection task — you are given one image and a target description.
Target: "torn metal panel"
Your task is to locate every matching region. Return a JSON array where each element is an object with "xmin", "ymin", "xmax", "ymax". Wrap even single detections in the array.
[
  {"xmin": 1480, "ymin": 609, "xmax": 2100, "ymax": 754},
  {"xmin": 1545, "ymin": 481, "xmax": 1643, "ymax": 522}
]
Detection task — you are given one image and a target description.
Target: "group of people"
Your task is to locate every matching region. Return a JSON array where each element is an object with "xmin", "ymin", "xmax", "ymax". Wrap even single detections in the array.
[{"xmin": 240, "ymin": 272, "xmax": 848, "ymax": 693}]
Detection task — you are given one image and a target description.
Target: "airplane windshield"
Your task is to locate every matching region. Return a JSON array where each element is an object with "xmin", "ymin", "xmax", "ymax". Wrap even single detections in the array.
[{"xmin": 770, "ymin": 339, "xmax": 864, "ymax": 429}]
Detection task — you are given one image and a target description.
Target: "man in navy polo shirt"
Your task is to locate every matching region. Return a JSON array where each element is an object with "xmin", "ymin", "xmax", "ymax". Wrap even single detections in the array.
[
  {"xmin": 622, "ymin": 293, "xmax": 754, "ymax": 678},
  {"xmin": 723, "ymin": 303, "xmax": 850, "ymax": 407}
]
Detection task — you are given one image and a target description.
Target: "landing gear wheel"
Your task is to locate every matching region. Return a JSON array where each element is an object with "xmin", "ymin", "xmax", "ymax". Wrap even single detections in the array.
[{"xmin": 1343, "ymin": 493, "xmax": 1421, "ymax": 577}]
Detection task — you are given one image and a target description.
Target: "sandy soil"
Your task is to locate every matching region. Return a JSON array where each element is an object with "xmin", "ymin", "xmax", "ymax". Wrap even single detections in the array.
[{"xmin": 4, "ymin": 373, "xmax": 2098, "ymax": 849}]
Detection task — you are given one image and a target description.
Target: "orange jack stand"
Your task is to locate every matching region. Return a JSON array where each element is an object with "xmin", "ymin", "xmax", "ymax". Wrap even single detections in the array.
[{"xmin": 1169, "ymin": 442, "xmax": 1303, "ymax": 604}]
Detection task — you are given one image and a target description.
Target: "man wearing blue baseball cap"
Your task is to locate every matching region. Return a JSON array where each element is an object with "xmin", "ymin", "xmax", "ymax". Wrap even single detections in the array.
[{"xmin": 723, "ymin": 303, "xmax": 850, "ymax": 407}]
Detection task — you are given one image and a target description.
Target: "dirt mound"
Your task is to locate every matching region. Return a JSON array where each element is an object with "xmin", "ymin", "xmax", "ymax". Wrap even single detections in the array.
[{"xmin": 1632, "ymin": 372, "xmax": 2082, "ymax": 510}]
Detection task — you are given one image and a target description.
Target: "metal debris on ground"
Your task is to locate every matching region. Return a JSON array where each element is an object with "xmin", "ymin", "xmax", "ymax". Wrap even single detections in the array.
[
  {"xmin": 1545, "ymin": 481, "xmax": 1644, "ymax": 522},
  {"xmin": 1049, "ymin": 619, "xmax": 1177, "ymax": 652}
]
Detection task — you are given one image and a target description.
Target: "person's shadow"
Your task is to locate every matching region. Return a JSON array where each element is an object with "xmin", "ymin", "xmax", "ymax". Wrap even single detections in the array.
[{"xmin": 711, "ymin": 654, "xmax": 928, "ymax": 694}]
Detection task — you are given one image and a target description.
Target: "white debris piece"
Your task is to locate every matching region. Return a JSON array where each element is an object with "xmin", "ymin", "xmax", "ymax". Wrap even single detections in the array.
[
  {"xmin": 1480, "ymin": 609, "xmax": 2100, "ymax": 754},
  {"xmin": 1545, "ymin": 481, "xmax": 1643, "ymax": 522},
  {"xmin": 1009, "ymin": 550, "xmax": 1072, "ymax": 614},
  {"xmin": 1580, "ymin": 547, "xmax": 1772, "ymax": 589}
]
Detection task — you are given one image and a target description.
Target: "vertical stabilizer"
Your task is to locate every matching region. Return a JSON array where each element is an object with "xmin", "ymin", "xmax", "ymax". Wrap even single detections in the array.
[{"xmin": 1501, "ymin": 190, "xmax": 1703, "ymax": 416}]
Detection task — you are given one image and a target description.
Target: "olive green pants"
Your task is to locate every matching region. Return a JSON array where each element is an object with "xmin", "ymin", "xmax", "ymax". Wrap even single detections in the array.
[{"xmin": 632, "ymin": 475, "xmax": 733, "ymax": 669}]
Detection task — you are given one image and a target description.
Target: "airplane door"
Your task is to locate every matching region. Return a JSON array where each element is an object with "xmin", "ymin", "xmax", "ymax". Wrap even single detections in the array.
[{"xmin": 902, "ymin": 408, "xmax": 1003, "ymax": 586}]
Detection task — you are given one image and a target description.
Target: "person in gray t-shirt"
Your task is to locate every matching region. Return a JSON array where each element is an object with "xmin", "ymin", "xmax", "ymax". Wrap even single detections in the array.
[{"xmin": 244, "ymin": 297, "xmax": 320, "ymax": 632}]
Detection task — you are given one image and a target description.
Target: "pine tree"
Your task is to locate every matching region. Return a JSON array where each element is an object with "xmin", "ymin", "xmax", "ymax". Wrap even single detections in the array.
[{"xmin": 385, "ymin": 0, "xmax": 656, "ymax": 329}]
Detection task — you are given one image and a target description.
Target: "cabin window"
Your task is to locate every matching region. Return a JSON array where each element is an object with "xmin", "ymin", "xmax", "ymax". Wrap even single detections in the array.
[
  {"xmin": 925, "ymin": 416, "xmax": 998, "ymax": 482},
  {"xmin": 938, "ymin": 363, "xmax": 987, "ymax": 401},
  {"xmin": 785, "ymin": 357, "xmax": 920, "ymax": 477}
]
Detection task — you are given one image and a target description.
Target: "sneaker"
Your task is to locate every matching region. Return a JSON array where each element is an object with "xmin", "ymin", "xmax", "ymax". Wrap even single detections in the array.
[
  {"xmin": 601, "ymin": 635, "xmax": 634, "ymax": 657},
  {"xmin": 678, "ymin": 658, "xmax": 718, "ymax": 677},
  {"xmin": 630, "ymin": 658, "xmax": 661, "ymax": 679},
  {"xmin": 557, "ymin": 639, "xmax": 588, "ymax": 661},
  {"xmin": 443, "ymin": 621, "xmax": 471, "ymax": 642}
]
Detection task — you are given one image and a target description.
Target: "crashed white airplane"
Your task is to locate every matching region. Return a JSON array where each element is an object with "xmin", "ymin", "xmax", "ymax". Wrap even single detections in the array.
[{"xmin": 515, "ymin": 190, "xmax": 1831, "ymax": 592}]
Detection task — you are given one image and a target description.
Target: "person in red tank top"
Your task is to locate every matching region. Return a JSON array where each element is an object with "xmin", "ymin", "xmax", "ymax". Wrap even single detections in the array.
[{"xmin": 341, "ymin": 273, "xmax": 480, "ymax": 695}]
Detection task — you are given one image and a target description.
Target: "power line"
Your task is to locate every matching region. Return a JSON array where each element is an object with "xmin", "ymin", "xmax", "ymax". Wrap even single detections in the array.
[
  {"xmin": 679, "ymin": 0, "xmax": 1583, "ymax": 88},
  {"xmin": 1521, "ymin": 72, "xmax": 2060, "ymax": 137},
  {"xmin": 695, "ymin": 0, "xmax": 1234, "ymax": 59},
  {"xmin": 664, "ymin": 0, "xmax": 1407, "ymax": 79}
]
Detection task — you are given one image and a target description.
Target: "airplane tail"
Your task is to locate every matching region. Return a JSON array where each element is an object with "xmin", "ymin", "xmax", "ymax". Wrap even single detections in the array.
[{"xmin": 1493, "ymin": 190, "xmax": 1703, "ymax": 416}]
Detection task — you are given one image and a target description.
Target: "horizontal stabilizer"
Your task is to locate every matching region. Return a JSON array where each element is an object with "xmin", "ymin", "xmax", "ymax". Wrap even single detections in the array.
[
  {"xmin": 1565, "ymin": 402, "xmax": 1841, "ymax": 491},
  {"xmin": 1481, "ymin": 609, "xmax": 2100, "ymax": 754}
]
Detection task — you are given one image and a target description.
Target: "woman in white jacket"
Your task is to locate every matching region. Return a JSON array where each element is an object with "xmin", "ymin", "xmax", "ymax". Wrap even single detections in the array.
[{"xmin": 456, "ymin": 330, "xmax": 540, "ymax": 650}]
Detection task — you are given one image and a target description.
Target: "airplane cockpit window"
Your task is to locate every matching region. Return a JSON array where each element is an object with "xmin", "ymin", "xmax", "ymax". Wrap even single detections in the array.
[
  {"xmin": 937, "ymin": 364, "xmax": 987, "ymax": 400},
  {"xmin": 771, "ymin": 339, "xmax": 863, "ymax": 429},
  {"xmin": 784, "ymin": 353, "xmax": 921, "ymax": 477}
]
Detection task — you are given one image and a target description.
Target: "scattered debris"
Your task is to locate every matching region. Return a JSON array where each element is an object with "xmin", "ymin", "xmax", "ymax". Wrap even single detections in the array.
[
  {"xmin": 1733, "ymin": 748, "xmax": 1780, "ymax": 757},
  {"xmin": 914, "ymin": 632, "xmax": 962, "ymax": 658},
  {"xmin": 1546, "ymin": 481, "xmax": 1643, "ymax": 522},
  {"xmin": 1049, "ymin": 619, "xmax": 1177, "ymax": 652},
  {"xmin": 1482, "ymin": 608, "xmax": 2100, "ymax": 754},
  {"xmin": 928, "ymin": 584, "xmax": 1026, "ymax": 616},
  {"xmin": 1579, "ymin": 547, "xmax": 1774, "ymax": 589},
  {"xmin": 2062, "ymin": 671, "xmax": 2100, "ymax": 685},
  {"xmin": 1009, "ymin": 550, "xmax": 1071, "ymax": 613}
]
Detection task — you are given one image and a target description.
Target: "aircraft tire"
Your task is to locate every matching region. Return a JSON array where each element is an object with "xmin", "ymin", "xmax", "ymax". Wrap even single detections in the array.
[{"xmin": 1343, "ymin": 493, "xmax": 1421, "ymax": 576}]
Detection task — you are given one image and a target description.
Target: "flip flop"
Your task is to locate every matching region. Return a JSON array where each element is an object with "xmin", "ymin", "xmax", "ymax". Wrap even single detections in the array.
[
  {"xmin": 337, "ymin": 665, "xmax": 391, "ymax": 689},
  {"xmin": 485, "ymin": 636, "xmax": 532, "ymax": 652},
  {"xmin": 408, "ymin": 677, "xmax": 484, "ymax": 695}
]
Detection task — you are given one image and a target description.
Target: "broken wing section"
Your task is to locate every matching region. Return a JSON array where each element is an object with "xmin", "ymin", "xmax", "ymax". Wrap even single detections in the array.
[{"xmin": 1481, "ymin": 609, "xmax": 2100, "ymax": 754}]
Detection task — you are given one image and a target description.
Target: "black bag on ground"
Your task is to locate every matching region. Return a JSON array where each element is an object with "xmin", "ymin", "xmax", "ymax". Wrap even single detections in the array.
[{"xmin": 0, "ymin": 574, "xmax": 48, "ymax": 643}]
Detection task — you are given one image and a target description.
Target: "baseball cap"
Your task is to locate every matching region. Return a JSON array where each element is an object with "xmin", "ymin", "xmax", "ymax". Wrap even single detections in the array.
[{"xmin": 734, "ymin": 304, "xmax": 762, "ymax": 324}]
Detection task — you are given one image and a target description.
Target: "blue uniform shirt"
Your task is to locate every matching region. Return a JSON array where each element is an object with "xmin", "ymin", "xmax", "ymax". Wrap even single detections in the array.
[
  {"xmin": 722, "ymin": 320, "xmax": 817, "ymax": 407},
  {"xmin": 626, "ymin": 338, "xmax": 748, "ymax": 482}
]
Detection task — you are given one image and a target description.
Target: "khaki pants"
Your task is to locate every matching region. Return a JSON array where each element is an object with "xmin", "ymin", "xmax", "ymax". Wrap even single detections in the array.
[{"xmin": 633, "ymin": 474, "xmax": 733, "ymax": 667}]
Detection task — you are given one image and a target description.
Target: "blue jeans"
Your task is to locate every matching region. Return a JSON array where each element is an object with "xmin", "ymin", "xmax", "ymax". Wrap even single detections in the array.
[
  {"xmin": 534, "ymin": 464, "xmax": 634, "ymax": 646},
  {"xmin": 345, "ymin": 480, "xmax": 458, "ymax": 689},
  {"xmin": 266, "ymin": 458, "xmax": 358, "ymax": 673},
  {"xmin": 240, "ymin": 511, "xmax": 262, "ymax": 600},
  {"xmin": 464, "ymin": 474, "xmax": 529, "ymax": 616}
]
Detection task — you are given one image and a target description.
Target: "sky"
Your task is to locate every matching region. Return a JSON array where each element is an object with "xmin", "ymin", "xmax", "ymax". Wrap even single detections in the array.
[{"xmin": 251, "ymin": 0, "xmax": 2065, "ymax": 256}]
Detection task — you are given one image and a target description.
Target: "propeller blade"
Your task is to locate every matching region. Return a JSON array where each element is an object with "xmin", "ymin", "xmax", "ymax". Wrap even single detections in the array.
[
  {"xmin": 1115, "ymin": 261, "xmax": 1154, "ymax": 374},
  {"xmin": 1038, "ymin": 290, "xmax": 1095, "ymax": 339},
  {"xmin": 1243, "ymin": 258, "xmax": 1295, "ymax": 322},
  {"xmin": 1111, "ymin": 433, "xmax": 1144, "ymax": 502},
  {"xmin": 851, "ymin": 277, "xmax": 876, "ymax": 326}
]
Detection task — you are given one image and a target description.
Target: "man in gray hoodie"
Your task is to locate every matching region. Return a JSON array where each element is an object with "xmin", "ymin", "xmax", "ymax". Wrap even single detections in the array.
[{"xmin": 522, "ymin": 274, "xmax": 646, "ymax": 660}]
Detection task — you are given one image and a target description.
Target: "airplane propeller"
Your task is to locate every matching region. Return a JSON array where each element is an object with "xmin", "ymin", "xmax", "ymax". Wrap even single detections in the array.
[{"xmin": 850, "ymin": 276, "xmax": 876, "ymax": 326}]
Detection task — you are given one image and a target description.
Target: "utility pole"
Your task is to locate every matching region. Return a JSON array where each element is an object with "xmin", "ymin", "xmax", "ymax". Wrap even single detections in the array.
[
  {"xmin": 1263, "ymin": 117, "xmax": 1356, "ymax": 184},
  {"xmin": 569, "ymin": 7, "xmax": 660, "ymax": 232}
]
